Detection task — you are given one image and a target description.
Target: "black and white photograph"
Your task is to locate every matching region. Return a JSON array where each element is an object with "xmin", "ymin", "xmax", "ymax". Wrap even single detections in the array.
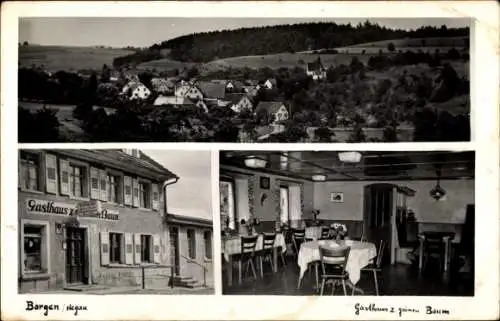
[
  {"xmin": 219, "ymin": 150, "xmax": 474, "ymax": 296},
  {"xmin": 18, "ymin": 17, "xmax": 470, "ymax": 143},
  {"xmin": 18, "ymin": 148, "xmax": 214, "ymax": 294}
]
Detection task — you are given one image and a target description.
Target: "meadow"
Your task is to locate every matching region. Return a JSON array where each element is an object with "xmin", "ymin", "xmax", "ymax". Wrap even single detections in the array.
[{"xmin": 19, "ymin": 45, "xmax": 133, "ymax": 72}]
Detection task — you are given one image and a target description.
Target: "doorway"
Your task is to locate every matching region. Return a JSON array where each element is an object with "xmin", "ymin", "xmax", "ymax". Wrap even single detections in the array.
[
  {"xmin": 169, "ymin": 227, "xmax": 180, "ymax": 275},
  {"xmin": 363, "ymin": 183, "xmax": 395, "ymax": 265},
  {"xmin": 65, "ymin": 227, "xmax": 87, "ymax": 284}
]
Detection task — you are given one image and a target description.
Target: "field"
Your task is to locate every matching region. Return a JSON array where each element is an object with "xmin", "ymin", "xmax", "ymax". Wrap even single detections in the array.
[
  {"xmin": 136, "ymin": 58, "xmax": 195, "ymax": 71},
  {"xmin": 203, "ymin": 53, "xmax": 373, "ymax": 71},
  {"xmin": 19, "ymin": 45, "xmax": 134, "ymax": 72}
]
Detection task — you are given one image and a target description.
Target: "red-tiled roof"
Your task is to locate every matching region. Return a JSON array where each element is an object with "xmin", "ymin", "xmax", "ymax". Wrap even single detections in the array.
[{"xmin": 197, "ymin": 81, "xmax": 226, "ymax": 99}]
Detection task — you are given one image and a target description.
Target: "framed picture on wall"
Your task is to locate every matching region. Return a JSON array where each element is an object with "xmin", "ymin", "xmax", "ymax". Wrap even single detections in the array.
[
  {"xmin": 260, "ymin": 176, "xmax": 270, "ymax": 190},
  {"xmin": 330, "ymin": 192, "xmax": 344, "ymax": 203}
]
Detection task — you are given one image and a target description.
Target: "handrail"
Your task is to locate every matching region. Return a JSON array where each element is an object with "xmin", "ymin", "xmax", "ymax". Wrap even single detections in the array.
[{"xmin": 180, "ymin": 255, "xmax": 207, "ymax": 287}]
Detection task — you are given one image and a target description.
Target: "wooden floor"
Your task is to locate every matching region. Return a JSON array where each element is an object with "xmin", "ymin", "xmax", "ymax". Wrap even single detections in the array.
[{"xmin": 222, "ymin": 257, "xmax": 474, "ymax": 296}]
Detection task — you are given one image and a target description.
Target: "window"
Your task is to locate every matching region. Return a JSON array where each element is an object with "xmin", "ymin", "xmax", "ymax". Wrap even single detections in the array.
[
  {"xmin": 187, "ymin": 229, "xmax": 196, "ymax": 259},
  {"xmin": 220, "ymin": 180, "xmax": 236, "ymax": 230},
  {"xmin": 20, "ymin": 151, "xmax": 40, "ymax": 191},
  {"xmin": 280, "ymin": 186, "xmax": 289, "ymax": 224},
  {"xmin": 203, "ymin": 231, "xmax": 212, "ymax": 260},
  {"xmin": 109, "ymin": 233, "xmax": 123, "ymax": 263},
  {"xmin": 140, "ymin": 234, "xmax": 152, "ymax": 263},
  {"xmin": 69, "ymin": 164, "xmax": 86, "ymax": 197},
  {"xmin": 107, "ymin": 174, "xmax": 121, "ymax": 203},
  {"xmin": 139, "ymin": 182, "xmax": 150, "ymax": 208},
  {"xmin": 22, "ymin": 224, "xmax": 48, "ymax": 274}
]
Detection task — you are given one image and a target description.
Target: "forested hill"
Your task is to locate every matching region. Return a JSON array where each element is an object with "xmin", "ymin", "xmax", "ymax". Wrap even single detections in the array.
[{"xmin": 113, "ymin": 22, "xmax": 469, "ymax": 68}]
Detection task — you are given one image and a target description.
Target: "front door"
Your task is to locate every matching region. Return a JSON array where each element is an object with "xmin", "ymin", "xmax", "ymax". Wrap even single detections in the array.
[
  {"xmin": 363, "ymin": 184, "xmax": 394, "ymax": 266},
  {"xmin": 65, "ymin": 227, "xmax": 86, "ymax": 284},
  {"xmin": 169, "ymin": 227, "xmax": 180, "ymax": 275}
]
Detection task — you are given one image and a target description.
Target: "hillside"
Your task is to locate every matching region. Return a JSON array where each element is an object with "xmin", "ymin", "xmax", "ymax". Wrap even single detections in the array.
[
  {"xmin": 113, "ymin": 22, "xmax": 468, "ymax": 68},
  {"xmin": 19, "ymin": 45, "xmax": 133, "ymax": 72}
]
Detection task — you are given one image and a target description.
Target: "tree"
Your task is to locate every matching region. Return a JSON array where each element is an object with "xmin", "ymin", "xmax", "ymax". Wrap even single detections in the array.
[
  {"xmin": 348, "ymin": 124, "xmax": 366, "ymax": 142},
  {"xmin": 23, "ymin": 41, "xmax": 29, "ymax": 46},
  {"xmin": 314, "ymin": 127, "xmax": 334, "ymax": 142},
  {"xmin": 100, "ymin": 64, "xmax": 111, "ymax": 83},
  {"xmin": 387, "ymin": 42, "xmax": 396, "ymax": 53}
]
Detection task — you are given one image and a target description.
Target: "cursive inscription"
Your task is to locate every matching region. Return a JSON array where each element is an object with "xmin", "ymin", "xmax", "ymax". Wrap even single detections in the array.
[{"xmin": 354, "ymin": 303, "xmax": 450, "ymax": 317}]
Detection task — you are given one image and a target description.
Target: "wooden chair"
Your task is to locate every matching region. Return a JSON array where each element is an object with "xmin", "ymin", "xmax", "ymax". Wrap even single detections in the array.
[
  {"xmin": 360, "ymin": 240, "xmax": 386, "ymax": 295},
  {"xmin": 319, "ymin": 227, "xmax": 331, "ymax": 240},
  {"xmin": 235, "ymin": 235, "xmax": 259, "ymax": 284},
  {"xmin": 258, "ymin": 233, "xmax": 276, "ymax": 277},
  {"xmin": 318, "ymin": 245, "xmax": 351, "ymax": 295},
  {"xmin": 291, "ymin": 228, "xmax": 307, "ymax": 258}
]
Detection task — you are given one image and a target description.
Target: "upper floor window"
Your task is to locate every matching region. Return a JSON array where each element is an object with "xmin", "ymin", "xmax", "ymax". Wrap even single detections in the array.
[
  {"xmin": 69, "ymin": 164, "xmax": 87, "ymax": 198},
  {"xmin": 107, "ymin": 174, "xmax": 121, "ymax": 203},
  {"xmin": 139, "ymin": 182, "xmax": 150, "ymax": 208},
  {"xmin": 20, "ymin": 151, "xmax": 41, "ymax": 191}
]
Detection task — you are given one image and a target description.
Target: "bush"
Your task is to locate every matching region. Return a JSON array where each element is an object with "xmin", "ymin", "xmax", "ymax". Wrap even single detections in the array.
[{"xmin": 19, "ymin": 106, "xmax": 60, "ymax": 142}]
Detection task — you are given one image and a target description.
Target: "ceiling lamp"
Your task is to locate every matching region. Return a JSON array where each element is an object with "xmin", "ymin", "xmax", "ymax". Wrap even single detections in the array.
[
  {"xmin": 430, "ymin": 168, "xmax": 446, "ymax": 201},
  {"xmin": 311, "ymin": 174, "xmax": 326, "ymax": 182},
  {"xmin": 338, "ymin": 151, "xmax": 362, "ymax": 163},
  {"xmin": 244, "ymin": 156, "xmax": 267, "ymax": 168}
]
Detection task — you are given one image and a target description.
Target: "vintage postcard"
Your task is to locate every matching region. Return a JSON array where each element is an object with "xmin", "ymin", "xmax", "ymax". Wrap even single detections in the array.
[{"xmin": 1, "ymin": 1, "xmax": 499, "ymax": 320}]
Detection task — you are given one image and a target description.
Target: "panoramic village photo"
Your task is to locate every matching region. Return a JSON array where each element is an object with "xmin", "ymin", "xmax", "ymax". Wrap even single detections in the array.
[
  {"xmin": 18, "ymin": 149, "xmax": 214, "ymax": 294},
  {"xmin": 220, "ymin": 150, "xmax": 474, "ymax": 296},
  {"xmin": 18, "ymin": 18, "xmax": 470, "ymax": 143}
]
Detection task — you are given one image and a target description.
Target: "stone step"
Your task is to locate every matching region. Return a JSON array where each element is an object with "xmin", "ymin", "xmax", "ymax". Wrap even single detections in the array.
[{"xmin": 63, "ymin": 284, "xmax": 109, "ymax": 292}]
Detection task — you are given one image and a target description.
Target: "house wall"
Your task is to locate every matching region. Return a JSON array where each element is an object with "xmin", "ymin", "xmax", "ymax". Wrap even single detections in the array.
[
  {"xmin": 18, "ymin": 190, "xmax": 170, "ymax": 292},
  {"xmin": 166, "ymin": 225, "xmax": 214, "ymax": 287}
]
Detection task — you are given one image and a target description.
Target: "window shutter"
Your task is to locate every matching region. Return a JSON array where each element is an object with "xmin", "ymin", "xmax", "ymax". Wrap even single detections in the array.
[
  {"xmin": 99, "ymin": 169, "xmax": 107, "ymax": 201},
  {"xmin": 124, "ymin": 233, "xmax": 134, "ymax": 264},
  {"xmin": 100, "ymin": 232, "xmax": 110, "ymax": 266},
  {"xmin": 90, "ymin": 167, "xmax": 100, "ymax": 199},
  {"xmin": 132, "ymin": 178, "xmax": 139, "ymax": 207},
  {"xmin": 124, "ymin": 176, "xmax": 132, "ymax": 205},
  {"xmin": 153, "ymin": 234, "xmax": 161, "ymax": 263},
  {"xmin": 133, "ymin": 234, "xmax": 142, "ymax": 264},
  {"xmin": 152, "ymin": 184, "xmax": 159, "ymax": 211},
  {"xmin": 59, "ymin": 159, "xmax": 70, "ymax": 195},
  {"xmin": 45, "ymin": 153, "xmax": 58, "ymax": 194}
]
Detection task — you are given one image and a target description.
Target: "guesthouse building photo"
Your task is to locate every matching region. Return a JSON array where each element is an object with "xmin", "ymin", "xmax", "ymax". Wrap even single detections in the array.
[
  {"xmin": 18, "ymin": 149, "xmax": 214, "ymax": 294},
  {"xmin": 219, "ymin": 150, "xmax": 474, "ymax": 296}
]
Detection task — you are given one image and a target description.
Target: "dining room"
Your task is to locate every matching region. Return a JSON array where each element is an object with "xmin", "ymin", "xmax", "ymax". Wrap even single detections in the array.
[{"xmin": 219, "ymin": 150, "xmax": 475, "ymax": 296}]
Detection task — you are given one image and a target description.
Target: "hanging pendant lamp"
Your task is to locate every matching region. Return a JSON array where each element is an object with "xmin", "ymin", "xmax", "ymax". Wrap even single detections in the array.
[{"xmin": 430, "ymin": 168, "xmax": 446, "ymax": 201}]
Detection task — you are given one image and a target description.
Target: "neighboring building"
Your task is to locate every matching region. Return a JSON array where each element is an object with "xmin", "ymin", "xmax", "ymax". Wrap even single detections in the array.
[
  {"xmin": 122, "ymin": 81, "xmax": 151, "ymax": 100},
  {"xmin": 174, "ymin": 84, "xmax": 192, "ymax": 98},
  {"xmin": 165, "ymin": 214, "xmax": 214, "ymax": 288},
  {"xmin": 151, "ymin": 77, "xmax": 176, "ymax": 94},
  {"xmin": 306, "ymin": 56, "xmax": 327, "ymax": 80},
  {"xmin": 224, "ymin": 93, "xmax": 254, "ymax": 113},
  {"xmin": 259, "ymin": 78, "xmax": 277, "ymax": 89},
  {"xmin": 18, "ymin": 149, "xmax": 213, "ymax": 292},
  {"xmin": 197, "ymin": 81, "xmax": 226, "ymax": 100},
  {"xmin": 154, "ymin": 95, "xmax": 194, "ymax": 106},
  {"xmin": 254, "ymin": 101, "xmax": 289, "ymax": 124}
]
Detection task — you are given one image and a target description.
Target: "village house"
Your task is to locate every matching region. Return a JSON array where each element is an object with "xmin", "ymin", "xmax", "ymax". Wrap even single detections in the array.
[
  {"xmin": 122, "ymin": 81, "xmax": 151, "ymax": 100},
  {"xmin": 306, "ymin": 56, "xmax": 327, "ymax": 80},
  {"xmin": 153, "ymin": 95, "xmax": 208, "ymax": 113},
  {"xmin": 18, "ymin": 149, "xmax": 213, "ymax": 292},
  {"xmin": 254, "ymin": 101, "xmax": 289, "ymax": 124},
  {"xmin": 224, "ymin": 93, "xmax": 254, "ymax": 113},
  {"xmin": 258, "ymin": 78, "xmax": 277, "ymax": 90},
  {"xmin": 151, "ymin": 77, "xmax": 176, "ymax": 94}
]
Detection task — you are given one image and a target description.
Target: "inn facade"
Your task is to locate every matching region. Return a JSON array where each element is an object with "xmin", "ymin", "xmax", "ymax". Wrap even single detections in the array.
[{"xmin": 18, "ymin": 149, "xmax": 213, "ymax": 293}]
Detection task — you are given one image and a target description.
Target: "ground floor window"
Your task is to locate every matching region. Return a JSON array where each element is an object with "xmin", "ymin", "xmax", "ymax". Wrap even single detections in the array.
[
  {"xmin": 187, "ymin": 229, "xmax": 196, "ymax": 259},
  {"xmin": 141, "ymin": 234, "xmax": 152, "ymax": 263},
  {"xmin": 22, "ymin": 222, "xmax": 48, "ymax": 275},
  {"xmin": 220, "ymin": 180, "xmax": 236, "ymax": 230},
  {"xmin": 280, "ymin": 186, "xmax": 290, "ymax": 224},
  {"xmin": 109, "ymin": 233, "xmax": 123, "ymax": 263},
  {"xmin": 204, "ymin": 230, "xmax": 212, "ymax": 260}
]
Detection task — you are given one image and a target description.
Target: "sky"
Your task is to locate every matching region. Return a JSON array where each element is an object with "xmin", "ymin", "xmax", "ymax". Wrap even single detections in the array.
[
  {"xmin": 142, "ymin": 150, "xmax": 212, "ymax": 221},
  {"xmin": 19, "ymin": 17, "xmax": 470, "ymax": 48}
]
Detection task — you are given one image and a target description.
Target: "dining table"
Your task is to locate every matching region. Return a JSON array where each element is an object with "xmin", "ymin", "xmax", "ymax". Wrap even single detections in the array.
[
  {"xmin": 418, "ymin": 231, "xmax": 456, "ymax": 272},
  {"xmin": 297, "ymin": 239, "xmax": 377, "ymax": 294},
  {"xmin": 222, "ymin": 232, "xmax": 286, "ymax": 286},
  {"xmin": 305, "ymin": 226, "xmax": 327, "ymax": 241}
]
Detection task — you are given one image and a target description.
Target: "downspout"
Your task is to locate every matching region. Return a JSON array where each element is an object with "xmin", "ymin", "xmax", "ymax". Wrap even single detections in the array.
[{"xmin": 163, "ymin": 176, "xmax": 180, "ymax": 219}]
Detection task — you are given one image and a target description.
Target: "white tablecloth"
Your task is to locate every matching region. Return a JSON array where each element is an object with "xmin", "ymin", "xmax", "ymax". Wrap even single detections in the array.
[
  {"xmin": 222, "ymin": 233, "xmax": 286, "ymax": 261},
  {"xmin": 297, "ymin": 240, "xmax": 377, "ymax": 284},
  {"xmin": 305, "ymin": 226, "xmax": 326, "ymax": 241}
]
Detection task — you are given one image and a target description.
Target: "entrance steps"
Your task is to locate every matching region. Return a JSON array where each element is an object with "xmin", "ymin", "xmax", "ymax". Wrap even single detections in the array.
[
  {"xmin": 63, "ymin": 284, "xmax": 109, "ymax": 292},
  {"xmin": 171, "ymin": 275, "xmax": 205, "ymax": 289}
]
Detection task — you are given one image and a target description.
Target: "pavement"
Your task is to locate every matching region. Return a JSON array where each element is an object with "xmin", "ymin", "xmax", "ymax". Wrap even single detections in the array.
[{"xmin": 33, "ymin": 286, "xmax": 214, "ymax": 295}]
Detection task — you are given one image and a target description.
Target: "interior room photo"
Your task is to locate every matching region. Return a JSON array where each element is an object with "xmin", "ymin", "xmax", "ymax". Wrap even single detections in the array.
[{"xmin": 219, "ymin": 150, "xmax": 474, "ymax": 296}]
